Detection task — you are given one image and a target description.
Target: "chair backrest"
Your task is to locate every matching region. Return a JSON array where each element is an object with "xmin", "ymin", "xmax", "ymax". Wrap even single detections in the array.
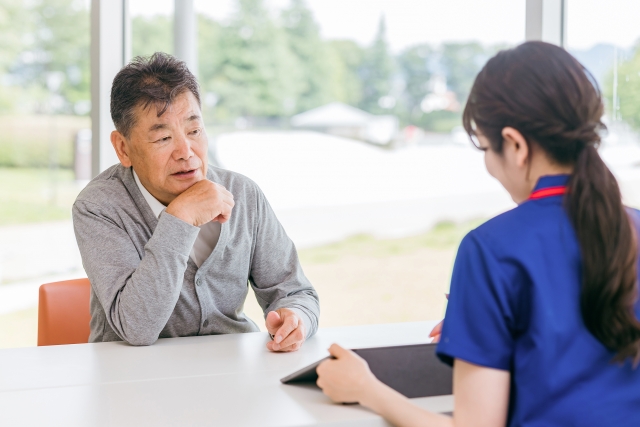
[{"xmin": 38, "ymin": 278, "xmax": 91, "ymax": 346}]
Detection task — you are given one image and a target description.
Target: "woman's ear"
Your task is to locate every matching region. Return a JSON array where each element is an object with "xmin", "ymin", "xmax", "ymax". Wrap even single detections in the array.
[{"xmin": 502, "ymin": 127, "xmax": 529, "ymax": 168}]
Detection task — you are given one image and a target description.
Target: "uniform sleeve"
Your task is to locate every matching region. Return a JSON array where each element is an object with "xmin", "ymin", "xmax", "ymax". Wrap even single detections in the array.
[
  {"xmin": 248, "ymin": 185, "xmax": 320, "ymax": 338},
  {"xmin": 436, "ymin": 231, "xmax": 519, "ymax": 371}
]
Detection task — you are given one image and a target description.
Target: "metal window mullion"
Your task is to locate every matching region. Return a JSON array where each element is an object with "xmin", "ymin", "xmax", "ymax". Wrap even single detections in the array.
[
  {"xmin": 525, "ymin": 0, "xmax": 567, "ymax": 47},
  {"xmin": 90, "ymin": 0, "xmax": 129, "ymax": 177}
]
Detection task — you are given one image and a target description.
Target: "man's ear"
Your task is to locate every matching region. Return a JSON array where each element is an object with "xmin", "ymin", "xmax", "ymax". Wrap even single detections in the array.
[
  {"xmin": 111, "ymin": 130, "xmax": 132, "ymax": 167},
  {"xmin": 502, "ymin": 127, "xmax": 529, "ymax": 168}
]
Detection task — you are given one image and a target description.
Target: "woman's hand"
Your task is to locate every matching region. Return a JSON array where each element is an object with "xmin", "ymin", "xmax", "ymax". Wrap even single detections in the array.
[
  {"xmin": 316, "ymin": 344, "xmax": 380, "ymax": 405},
  {"xmin": 429, "ymin": 320, "xmax": 444, "ymax": 343},
  {"xmin": 430, "ymin": 296, "xmax": 448, "ymax": 343}
]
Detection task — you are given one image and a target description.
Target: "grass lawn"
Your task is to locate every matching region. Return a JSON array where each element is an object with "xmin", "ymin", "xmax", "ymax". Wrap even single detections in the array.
[
  {"xmin": 0, "ymin": 114, "xmax": 89, "ymax": 169},
  {"xmin": 0, "ymin": 167, "xmax": 81, "ymax": 225},
  {"xmin": 245, "ymin": 220, "xmax": 481, "ymax": 330}
]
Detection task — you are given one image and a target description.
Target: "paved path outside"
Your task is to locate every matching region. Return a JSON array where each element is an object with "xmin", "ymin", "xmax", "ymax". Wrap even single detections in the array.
[{"xmin": 0, "ymin": 221, "xmax": 83, "ymax": 285}]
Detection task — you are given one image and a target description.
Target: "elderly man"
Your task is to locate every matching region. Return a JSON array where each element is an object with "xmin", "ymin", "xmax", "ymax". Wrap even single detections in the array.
[{"xmin": 73, "ymin": 53, "xmax": 319, "ymax": 350}]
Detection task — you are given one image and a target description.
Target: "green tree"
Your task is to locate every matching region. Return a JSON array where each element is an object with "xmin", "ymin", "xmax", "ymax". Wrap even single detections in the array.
[
  {"xmin": 326, "ymin": 40, "xmax": 365, "ymax": 106},
  {"xmin": 131, "ymin": 15, "xmax": 173, "ymax": 59},
  {"xmin": 198, "ymin": 14, "xmax": 223, "ymax": 83},
  {"xmin": 281, "ymin": 0, "xmax": 332, "ymax": 112},
  {"xmin": 439, "ymin": 42, "xmax": 485, "ymax": 103},
  {"xmin": 604, "ymin": 43, "xmax": 640, "ymax": 130},
  {"xmin": 0, "ymin": 1, "xmax": 27, "ymax": 74},
  {"xmin": 397, "ymin": 44, "xmax": 432, "ymax": 121},
  {"xmin": 197, "ymin": 14, "xmax": 224, "ymax": 121},
  {"xmin": 207, "ymin": 0, "xmax": 303, "ymax": 120},
  {"xmin": 0, "ymin": 0, "xmax": 28, "ymax": 111},
  {"xmin": 358, "ymin": 16, "xmax": 395, "ymax": 114},
  {"xmin": 5, "ymin": 0, "xmax": 90, "ymax": 114}
]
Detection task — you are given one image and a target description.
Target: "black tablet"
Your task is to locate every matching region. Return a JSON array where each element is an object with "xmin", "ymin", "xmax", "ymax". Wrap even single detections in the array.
[{"xmin": 280, "ymin": 343, "xmax": 452, "ymax": 398}]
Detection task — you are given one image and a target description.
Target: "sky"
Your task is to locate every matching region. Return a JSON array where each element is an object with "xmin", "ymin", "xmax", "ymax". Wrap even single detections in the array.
[
  {"xmin": 130, "ymin": 0, "xmax": 526, "ymax": 52},
  {"xmin": 566, "ymin": 0, "xmax": 640, "ymax": 49},
  {"xmin": 128, "ymin": 0, "xmax": 640, "ymax": 52}
]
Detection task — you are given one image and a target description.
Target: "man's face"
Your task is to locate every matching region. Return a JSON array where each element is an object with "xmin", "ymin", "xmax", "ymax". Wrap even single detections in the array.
[{"xmin": 114, "ymin": 91, "xmax": 208, "ymax": 205}]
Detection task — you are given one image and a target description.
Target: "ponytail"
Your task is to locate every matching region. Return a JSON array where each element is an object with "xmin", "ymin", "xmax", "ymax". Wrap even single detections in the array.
[
  {"xmin": 566, "ymin": 145, "xmax": 640, "ymax": 364},
  {"xmin": 463, "ymin": 41, "xmax": 640, "ymax": 364}
]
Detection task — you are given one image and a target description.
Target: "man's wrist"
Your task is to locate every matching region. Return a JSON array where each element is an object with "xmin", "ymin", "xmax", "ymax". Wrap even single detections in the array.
[
  {"xmin": 165, "ymin": 205, "xmax": 194, "ymax": 226},
  {"xmin": 151, "ymin": 211, "xmax": 200, "ymax": 256},
  {"xmin": 287, "ymin": 307, "xmax": 311, "ymax": 339}
]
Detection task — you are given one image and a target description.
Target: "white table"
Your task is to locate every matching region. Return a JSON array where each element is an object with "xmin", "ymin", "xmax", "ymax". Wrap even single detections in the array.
[{"xmin": 0, "ymin": 321, "xmax": 453, "ymax": 426}]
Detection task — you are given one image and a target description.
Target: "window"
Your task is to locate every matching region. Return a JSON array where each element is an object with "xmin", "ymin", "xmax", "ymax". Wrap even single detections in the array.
[
  {"xmin": 1, "ymin": 0, "xmax": 531, "ymax": 348},
  {"xmin": 566, "ymin": 0, "xmax": 640, "ymax": 209},
  {"xmin": 188, "ymin": 0, "xmax": 526, "ymax": 327},
  {"xmin": 0, "ymin": 0, "xmax": 90, "ymax": 347},
  {"xmin": 131, "ymin": 0, "xmax": 173, "ymax": 58}
]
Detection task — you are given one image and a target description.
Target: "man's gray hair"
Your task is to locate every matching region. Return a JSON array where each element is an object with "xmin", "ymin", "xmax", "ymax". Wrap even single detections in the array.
[{"xmin": 110, "ymin": 52, "xmax": 201, "ymax": 138}]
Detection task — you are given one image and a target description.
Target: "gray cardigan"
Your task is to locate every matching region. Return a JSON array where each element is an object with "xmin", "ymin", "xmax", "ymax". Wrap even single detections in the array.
[{"xmin": 72, "ymin": 164, "xmax": 319, "ymax": 345}]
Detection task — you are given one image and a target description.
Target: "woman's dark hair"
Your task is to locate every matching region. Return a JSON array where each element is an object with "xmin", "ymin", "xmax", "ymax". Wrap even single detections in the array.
[
  {"xmin": 463, "ymin": 41, "xmax": 640, "ymax": 364},
  {"xmin": 110, "ymin": 52, "xmax": 201, "ymax": 138}
]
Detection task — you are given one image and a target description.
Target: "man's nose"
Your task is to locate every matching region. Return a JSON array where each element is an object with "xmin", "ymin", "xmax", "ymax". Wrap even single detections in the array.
[{"xmin": 173, "ymin": 133, "xmax": 193, "ymax": 160}]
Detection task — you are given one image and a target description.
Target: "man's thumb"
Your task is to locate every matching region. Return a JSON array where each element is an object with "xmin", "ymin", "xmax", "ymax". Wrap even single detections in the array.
[{"xmin": 266, "ymin": 311, "xmax": 281, "ymax": 329}]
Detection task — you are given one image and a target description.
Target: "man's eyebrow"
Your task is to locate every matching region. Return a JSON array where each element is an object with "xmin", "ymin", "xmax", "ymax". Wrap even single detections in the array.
[
  {"xmin": 148, "ymin": 123, "xmax": 168, "ymax": 132},
  {"xmin": 147, "ymin": 115, "xmax": 200, "ymax": 132}
]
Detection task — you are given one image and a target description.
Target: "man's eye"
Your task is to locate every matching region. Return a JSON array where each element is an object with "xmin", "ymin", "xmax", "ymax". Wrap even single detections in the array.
[
  {"xmin": 191, "ymin": 128, "xmax": 201, "ymax": 136},
  {"xmin": 157, "ymin": 136, "xmax": 171, "ymax": 142}
]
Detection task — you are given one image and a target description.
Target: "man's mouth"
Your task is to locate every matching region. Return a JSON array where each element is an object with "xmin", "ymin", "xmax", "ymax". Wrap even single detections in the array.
[{"xmin": 171, "ymin": 168, "xmax": 198, "ymax": 178}]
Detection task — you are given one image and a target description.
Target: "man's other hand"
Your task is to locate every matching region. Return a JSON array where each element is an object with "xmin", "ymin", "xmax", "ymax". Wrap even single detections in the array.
[
  {"xmin": 165, "ymin": 180, "xmax": 235, "ymax": 227},
  {"xmin": 265, "ymin": 308, "xmax": 306, "ymax": 352}
]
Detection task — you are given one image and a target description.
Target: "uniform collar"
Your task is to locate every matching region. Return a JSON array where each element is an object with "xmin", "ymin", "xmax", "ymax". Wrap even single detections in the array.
[{"xmin": 532, "ymin": 174, "xmax": 570, "ymax": 192}]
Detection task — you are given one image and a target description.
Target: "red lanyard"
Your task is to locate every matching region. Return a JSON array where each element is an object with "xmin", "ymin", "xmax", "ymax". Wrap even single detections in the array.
[{"xmin": 529, "ymin": 186, "xmax": 567, "ymax": 200}]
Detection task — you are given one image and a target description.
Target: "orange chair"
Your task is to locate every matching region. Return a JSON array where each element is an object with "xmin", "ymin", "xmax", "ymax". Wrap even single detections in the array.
[{"xmin": 38, "ymin": 278, "xmax": 91, "ymax": 346}]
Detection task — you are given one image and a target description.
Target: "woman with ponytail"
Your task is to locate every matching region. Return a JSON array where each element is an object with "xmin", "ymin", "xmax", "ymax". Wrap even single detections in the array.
[{"xmin": 315, "ymin": 41, "xmax": 640, "ymax": 426}]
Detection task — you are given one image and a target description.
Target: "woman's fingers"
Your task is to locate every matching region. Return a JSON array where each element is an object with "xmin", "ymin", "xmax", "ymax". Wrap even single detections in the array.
[
  {"xmin": 429, "ymin": 320, "xmax": 444, "ymax": 343},
  {"xmin": 429, "ymin": 320, "xmax": 443, "ymax": 337},
  {"xmin": 328, "ymin": 343, "xmax": 350, "ymax": 358}
]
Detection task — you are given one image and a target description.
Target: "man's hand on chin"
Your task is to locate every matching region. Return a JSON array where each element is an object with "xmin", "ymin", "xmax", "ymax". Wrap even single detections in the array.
[
  {"xmin": 265, "ymin": 308, "xmax": 306, "ymax": 352},
  {"xmin": 165, "ymin": 180, "xmax": 235, "ymax": 227}
]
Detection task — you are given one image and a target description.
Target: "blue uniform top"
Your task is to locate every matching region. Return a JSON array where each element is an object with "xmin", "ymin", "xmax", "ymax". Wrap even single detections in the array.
[{"xmin": 437, "ymin": 175, "xmax": 640, "ymax": 427}]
